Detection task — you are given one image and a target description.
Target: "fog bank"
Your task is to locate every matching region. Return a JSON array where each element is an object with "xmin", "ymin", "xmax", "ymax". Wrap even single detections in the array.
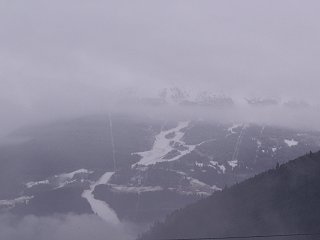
[{"xmin": 0, "ymin": 213, "xmax": 141, "ymax": 240}]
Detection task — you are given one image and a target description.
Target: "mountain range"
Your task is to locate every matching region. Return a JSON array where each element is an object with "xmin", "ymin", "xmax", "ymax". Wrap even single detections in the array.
[
  {"xmin": 1, "ymin": 114, "xmax": 320, "ymax": 225},
  {"xmin": 119, "ymin": 87, "xmax": 314, "ymax": 109}
]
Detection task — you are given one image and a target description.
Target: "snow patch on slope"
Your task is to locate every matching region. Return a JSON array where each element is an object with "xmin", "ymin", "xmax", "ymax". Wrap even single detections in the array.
[
  {"xmin": 56, "ymin": 169, "xmax": 93, "ymax": 180},
  {"xmin": 55, "ymin": 169, "xmax": 93, "ymax": 189},
  {"xmin": 82, "ymin": 172, "xmax": 120, "ymax": 225},
  {"xmin": 25, "ymin": 169, "xmax": 93, "ymax": 189},
  {"xmin": 109, "ymin": 185, "xmax": 163, "ymax": 193},
  {"xmin": 227, "ymin": 123, "xmax": 243, "ymax": 135},
  {"xmin": 184, "ymin": 177, "xmax": 221, "ymax": 196},
  {"xmin": 195, "ymin": 161, "xmax": 204, "ymax": 168},
  {"xmin": 209, "ymin": 161, "xmax": 226, "ymax": 174},
  {"xmin": 133, "ymin": 122, "xmax": 195, "ymax": 166},
  {"xmin": 228, "ymin": 160, "xmax": 238, "ymax": 169},
  {"xmin": 284, "ymin": 139, "xmax": 298, "ymax": 147},
  {"xmin": 26, "ymin": 180, "xmax": 50, "ymax": 188},
  {"xmin": 0, "ymin": 196, "xmax": 34, "ymax": 209}
]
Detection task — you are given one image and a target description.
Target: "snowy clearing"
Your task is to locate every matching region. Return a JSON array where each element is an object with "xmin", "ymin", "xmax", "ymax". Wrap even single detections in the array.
[{"xmin": 82, "ymin": 172, "xmax": 120, "ymax": 225}]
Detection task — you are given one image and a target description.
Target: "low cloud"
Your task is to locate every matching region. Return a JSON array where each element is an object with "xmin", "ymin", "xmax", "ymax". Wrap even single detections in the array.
[
  {"xmin": 1, "ymin": 0, "xmax": 320, "ymax": 136},
  {"xmin": 0, "ymin": 213, "xmax": 141, "ymax": 240}
]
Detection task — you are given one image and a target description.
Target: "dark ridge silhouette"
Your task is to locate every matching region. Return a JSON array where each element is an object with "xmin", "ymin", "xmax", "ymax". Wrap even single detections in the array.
[{"xmin": 138, "ymin": 151, "xmax": 320, "ymax": 240}]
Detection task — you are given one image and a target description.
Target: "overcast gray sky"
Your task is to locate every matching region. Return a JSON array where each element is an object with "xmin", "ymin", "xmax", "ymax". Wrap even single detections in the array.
[{"xmin": 1, "ymin": 0, "xmax": 320, "ymax": 134}]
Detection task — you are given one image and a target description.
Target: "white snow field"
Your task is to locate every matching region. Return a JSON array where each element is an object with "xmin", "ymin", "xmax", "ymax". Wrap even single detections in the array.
[{"xmin": 82, "ymin": 172, "xmax": 120, "ymax": 225}]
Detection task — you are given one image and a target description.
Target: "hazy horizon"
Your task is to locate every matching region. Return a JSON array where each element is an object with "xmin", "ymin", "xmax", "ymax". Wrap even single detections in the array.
[{"xmin": 1, "ymin": 0, "xmax": 320, "ymax": 135}]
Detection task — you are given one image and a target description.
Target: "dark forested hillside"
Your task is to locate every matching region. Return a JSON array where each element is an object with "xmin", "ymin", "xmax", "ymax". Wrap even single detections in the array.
[{"xmin": 139, "ymin": 151, "xmax": 320, "ymax": 240}]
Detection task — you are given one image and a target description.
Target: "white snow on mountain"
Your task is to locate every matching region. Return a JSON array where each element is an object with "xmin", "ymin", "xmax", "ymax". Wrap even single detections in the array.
[
  {"xmin": 121, "ymin": 86, "xmax": 318, "ymax": 112},
  {"xmin": 55, "ymin": 179, "xmax": 78, "ymax": 189},
  {"xmin": 195, "ymin": 161, "xmax": 204, "ymax": 168},
  {"xmin": 133, "ymin": 121, "xmax": 193, "ymax": 166},
  {"xmin": 133, "ymin": 121, "xmax": 217, "ymax": 166},
  {"xmin": 209, "ymin": 161, "xmax": 226, "ymax": 174},
  {"xmin": 0, "ymin": 196, "xmax": 34, "ymax": 209},
  {"xmin": 56, "ymin": 169, "xmax": 93, "ymax": 180},
  {"xmin": 55, "ymin": 169, "xmax": 93, "ymax": 188},
  {"xmin": 180, "ymin": 177, "xmax": 221, "ymax": 196},
  {"xmin": 109, "ymin": 185, "xmax": 163, "ymax": 194},
  {"xmin": 25, "ymin": 169, "xmax": 94, "ymax": 190},
  {"xmin": 227, "ymin": 123, "xmax": 243, "ymax": 135},
  {"xmin": 26, "ymin": 180, "xmax": 50, "ymax": 188},
  {"xmin": 228, "ymin": 160, "xmax": 238, "ymax": 169},
  {"xmin": 82, "ymin": 172, "xmax": 120, "ymax": 225},
  {"xmin": 284, "ymin": 139, "xmax": 299, "ymax": 147}
]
